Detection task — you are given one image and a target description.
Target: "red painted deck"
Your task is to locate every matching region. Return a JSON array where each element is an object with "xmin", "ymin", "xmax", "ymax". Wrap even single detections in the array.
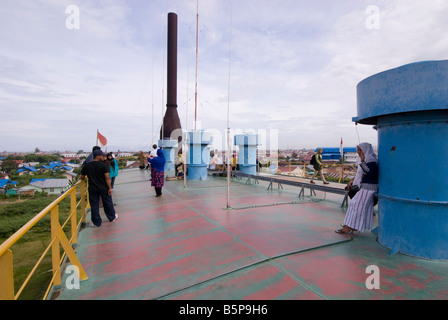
[{"xmin": 55, "ymin": 168, "xmax": 448, "ymax": 300}]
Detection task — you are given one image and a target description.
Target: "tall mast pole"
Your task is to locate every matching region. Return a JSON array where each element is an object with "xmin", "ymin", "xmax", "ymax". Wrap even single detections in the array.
[
  {"xmin": 226, "ymin": 2, "xmax": 233, "ymax": 209},
  {"xmin": 194, "ymin": 0, "xmax": 199, "ymax": 131}
]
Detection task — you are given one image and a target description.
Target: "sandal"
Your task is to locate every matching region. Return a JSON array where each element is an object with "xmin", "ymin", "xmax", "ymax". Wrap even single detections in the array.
[
  {"xmin": 335, "ymin": 228, "xmax": 354, "ymax": 234},
  {"xmin": 335, "ymin": 226, "xmax": 357, "ymax": 234}
]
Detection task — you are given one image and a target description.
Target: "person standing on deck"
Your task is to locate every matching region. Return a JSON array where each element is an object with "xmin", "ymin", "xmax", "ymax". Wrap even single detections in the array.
[
  {"xmin": 106, "ymin": 152, "xmax": 119, "ymax": 189},
  {"xmin": 310, "ymin": 148, "xmax": 329, "ymax": 184},
  {"xmin": 138, "ymin": 151, "xmax": 146, "ymax": 169},
  {"xmin": 150, "ymin": 144, "xmax": 158, "ymax": 158},
  {"xmin": 82, "ymin": 146, "xmax": 101, "ymax": 166},
  {"xmin": 80, "ymin": 150, "xmax": 117, "ymax": 227},
  {"xmin": 148, "ymin": 149, "xmax": 166, "ymax": 197}
]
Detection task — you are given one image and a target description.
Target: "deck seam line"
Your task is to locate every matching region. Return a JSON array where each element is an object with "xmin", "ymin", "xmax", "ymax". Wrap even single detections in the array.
[{"xmin": 153, "ymin": 238, "xmax": 352, "ymax": 300}]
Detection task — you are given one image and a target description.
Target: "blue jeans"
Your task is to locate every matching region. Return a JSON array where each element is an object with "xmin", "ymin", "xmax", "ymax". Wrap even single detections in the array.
[{"xmin": 89, "ymin": 189, "xmax": 116, "ymax": 227}]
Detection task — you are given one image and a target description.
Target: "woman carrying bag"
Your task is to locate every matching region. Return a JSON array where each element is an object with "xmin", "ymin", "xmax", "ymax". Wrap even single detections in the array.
[{"xmin": 148, "ymin": 149, "xmax": 166, "ymax": 197}]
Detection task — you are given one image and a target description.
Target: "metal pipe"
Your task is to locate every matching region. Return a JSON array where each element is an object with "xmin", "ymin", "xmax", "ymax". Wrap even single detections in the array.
[
  {"xmin": 160, "ymin": 12, "xmax": 182, "ymax": 140},
  {"xmin": 194, "ymin": 0, "xmax": 199, "ymax": 131}
]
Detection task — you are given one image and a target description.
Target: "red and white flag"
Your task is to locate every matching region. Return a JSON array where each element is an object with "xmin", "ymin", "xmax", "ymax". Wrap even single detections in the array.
[{"xmin": 97, "ymin": 130, "xmax": 108, "ymax": 147}]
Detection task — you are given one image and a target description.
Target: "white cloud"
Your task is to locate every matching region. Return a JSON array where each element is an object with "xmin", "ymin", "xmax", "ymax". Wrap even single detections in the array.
[{"xmin": 0, "ymin": 0, "xmax": 447, "ymax": 152}]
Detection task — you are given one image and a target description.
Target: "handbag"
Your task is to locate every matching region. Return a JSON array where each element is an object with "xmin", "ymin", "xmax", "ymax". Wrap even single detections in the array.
[
  {"xmin": 346, "ymin": 185, "xmax": 360, "ymax": 199},
  {"xmin": 346, "ymin": 185, "xmax": 378, "ymax": 206}
]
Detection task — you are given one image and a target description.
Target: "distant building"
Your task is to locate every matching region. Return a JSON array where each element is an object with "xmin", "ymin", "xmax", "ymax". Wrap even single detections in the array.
[
  {"xmin": 118, "ymin": 152, "xmax": 134, "ymax": 158},
  {"xmin": 23, "ymin": 162, "xmax": 39, "ymax": 167},
  {"xmin": 17, "ymin": 166, "xmax": 39, "ymax": 176},
  {"xmin": 39, "ymin": 161, "xmax": 75, "ymax": 173},
  {"xmin": 14, "ymin": 160, "xmax": 24, "ymax": 167},
  {"xmin": 28, "ymin": 179, "xmax": 71, "ymax": 195},
  {"xmin": 126, "ymin": 161, "xmax": 140, "ymax": 169},
  {"xmin": 61, "ymin": 153, "xmax": 78, "ymax": 158},
  {"xmin": 62, "ymin": 171, "xmax": 77, "ymax": 182},
  {"xmin": 62, "ymin": 157, "xmax": 79, "ymax": 163},
  {"xmin": 18, "ymin": 189, "xmax": 35, "ymax": 197},
  {"xmin": 77, "ymin": 153, "xmax": 90, "ymax": 159},
  {"xmin": 0, "ymin": 179, "xmax": 18, "ymax": 195},
  {"xmin": 315, "ymin": 148, "xmax": 358, "ymax": 163},
  {"xmin": 344, "ymin": 151, "xmax": 358, "ymax": 163}
]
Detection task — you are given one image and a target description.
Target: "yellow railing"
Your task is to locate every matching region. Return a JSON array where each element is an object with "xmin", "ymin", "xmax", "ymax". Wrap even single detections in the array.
[{"xmin": 0, "ymin": 180, "xmax": 89, "ymax": 300}]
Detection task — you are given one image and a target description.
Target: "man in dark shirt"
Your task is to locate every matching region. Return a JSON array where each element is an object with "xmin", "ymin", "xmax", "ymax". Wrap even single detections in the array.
[
  {"xmin": 81, "ymin": 149, "xmax": 117, "ymax": 227},
  {"xmin": 82, "ymin": 146, "xmax": 101, "ymax": 166}
]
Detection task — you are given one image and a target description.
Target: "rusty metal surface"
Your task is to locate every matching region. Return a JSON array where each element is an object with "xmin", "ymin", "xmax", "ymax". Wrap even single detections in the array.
[{"xmin": 160, "ymin": 12, "xmax": 182, "ymax": 140}]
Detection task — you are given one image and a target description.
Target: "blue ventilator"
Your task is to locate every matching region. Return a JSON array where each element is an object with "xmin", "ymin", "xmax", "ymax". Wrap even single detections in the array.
[
  {"xmin": 354, "ymin": 60, "xmax": 448, "ymax": 260},
  {"xmin": 234, "ymin": 133, "xmax": 259, "ymax": 175},
  {"xmin": 186, "ymin": 131, "xmax": 213, "ymax": 181},
  {"xmin": 159, "ymin": 139, "xmax": 178, "ymax": 177}
]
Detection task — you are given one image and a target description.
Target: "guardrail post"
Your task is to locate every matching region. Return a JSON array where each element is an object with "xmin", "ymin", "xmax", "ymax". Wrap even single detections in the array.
[
  {"xmin": 0, "ymin": 249, "xmax": 15, "ymax": 300},
  {"xmin": 80, "ymin": 180, "xmax": 87, "ymax": 223},
  {"xmin": 51, "ymin": 207, "xmax": 62, "ymax": 288},
  {"xmin": 70, "ymin": 189, "xmax": 78, "ymax": 245}
]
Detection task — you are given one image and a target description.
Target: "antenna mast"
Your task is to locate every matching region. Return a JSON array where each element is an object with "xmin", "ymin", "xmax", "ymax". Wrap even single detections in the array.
[
  {"xmin": 194, "ymin": 0, "xmax": 199, "ymax": 131},
  {"xmin": 226, "ymin": 2, "xmax": 233, "ymax": 209}
]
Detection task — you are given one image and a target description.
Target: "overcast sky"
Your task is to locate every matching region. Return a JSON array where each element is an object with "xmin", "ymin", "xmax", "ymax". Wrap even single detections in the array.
[{"xmin": 1, "ymin": 0, "xmax": 447, "ymax": 153}]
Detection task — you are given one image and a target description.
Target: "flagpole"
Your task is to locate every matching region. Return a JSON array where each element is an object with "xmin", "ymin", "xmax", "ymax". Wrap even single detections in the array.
[
  {"xmin": 184, "ymin": 60, "xmax": 189, "ymax": 189},
  {"xmin": 96, "ymin": 129, "xmax": 99, "ymax": 146},
  {"xmin": 339, "ymin": 137, "xmax": 343, "ymax": 183}
]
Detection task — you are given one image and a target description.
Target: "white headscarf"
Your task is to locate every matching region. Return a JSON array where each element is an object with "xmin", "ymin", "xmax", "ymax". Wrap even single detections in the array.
[
  {"xmin": 353, "ymin": 157, "xmax": 363, "ymax": 187},
  {"xmin": 357, "ymin": 142, "xmax": 378, "ymax": 164}
]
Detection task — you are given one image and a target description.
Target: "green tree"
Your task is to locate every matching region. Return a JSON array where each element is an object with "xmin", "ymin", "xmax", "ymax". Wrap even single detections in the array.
[
  {"xmin": 1, "ymin": 159, "xmax": 18, "ymax": 173},
  {"xmin": 24, "ymin": 154, "xmax": 61, "ymax": 163}
]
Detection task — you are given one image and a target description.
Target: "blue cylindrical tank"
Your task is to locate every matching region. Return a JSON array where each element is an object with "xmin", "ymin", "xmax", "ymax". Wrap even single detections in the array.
[
  {"xmin": 187, "ymin": 131, "xmax": 213, "ymax": 180},
  {"xmin": 355, "ymin": 60, "xmax": 448, "ymax": 260},
  {"xmin": 234, "ymin": 133, "xmax": 259, "ymax": 175},
  {"xmin": 158, "ymin": 139, "xmax": 178, "ymax": 176}
]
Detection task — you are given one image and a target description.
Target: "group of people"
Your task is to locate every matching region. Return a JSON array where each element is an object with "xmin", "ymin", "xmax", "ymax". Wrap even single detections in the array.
[
  {"xmin": 81, "ymin": 142, "xmax": 379, "ymax": 236},
  {"xmin": 209, "ymin": 151, "xmax": 238, "ymax": 171},
  {"xmin": 80, "ymin": 146, "xmax": 119, "ymax": 228},
  {"xmin": 80, "ymin": 144, "xmax": 167, "ymax": 228}
]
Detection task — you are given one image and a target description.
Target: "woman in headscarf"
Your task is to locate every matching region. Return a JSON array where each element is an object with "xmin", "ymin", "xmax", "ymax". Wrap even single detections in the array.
[
  {"xmin": 148, "ymin": 149, "xmax": 166, "ymax": 197},
  {"xmin": 336, "ymin": 142, "xmax": 378, "ymax": 234},
  {"xmin": 106, "ymin": 152, "xmax": 119, "ymax": 189}
]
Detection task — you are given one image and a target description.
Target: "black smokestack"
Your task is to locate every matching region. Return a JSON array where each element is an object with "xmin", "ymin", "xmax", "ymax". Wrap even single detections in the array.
[{"xmin": 160, "ymin": 12, "xmax": 182, "ymax": 140}]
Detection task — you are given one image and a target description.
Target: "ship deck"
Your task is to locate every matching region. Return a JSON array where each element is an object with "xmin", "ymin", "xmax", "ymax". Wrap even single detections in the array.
[{"xmin": 55, "ymin": 168, "xmax": 448, "ymax": 300}]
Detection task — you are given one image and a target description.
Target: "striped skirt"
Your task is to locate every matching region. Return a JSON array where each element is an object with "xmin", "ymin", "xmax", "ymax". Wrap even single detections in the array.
[
  {"xmin": 343, "ymin": 185, "xmax": 377, "ymax": 232},
  {"xmin": 151, "ymin": 169, "xmax": 164, "ymax": 188}
]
